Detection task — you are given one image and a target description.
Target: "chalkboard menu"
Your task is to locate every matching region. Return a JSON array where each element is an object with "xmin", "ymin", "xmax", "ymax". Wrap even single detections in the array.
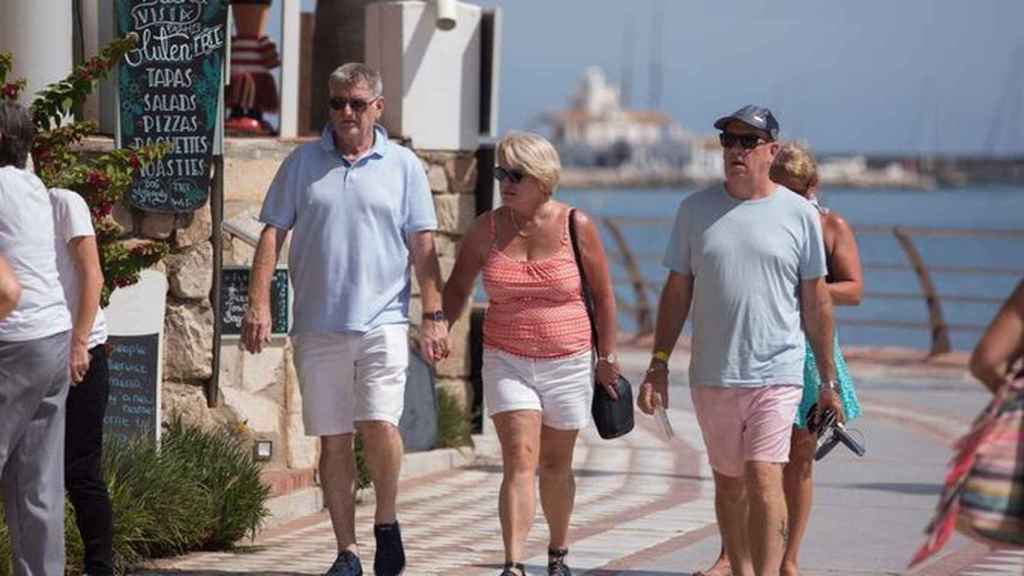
[
  {"xmin": 104, "ymin": 333, "xmax": 161, "ymax": 443},
  {"xmin": 116, "ymin": 0, "xmax": 229, "ymax": 213},
  {"xmin": 220, "ymin": 267, "xmax": 290, "ymax": 336}
]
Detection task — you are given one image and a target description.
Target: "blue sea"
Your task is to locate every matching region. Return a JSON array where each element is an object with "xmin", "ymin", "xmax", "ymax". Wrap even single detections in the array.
[{"xmin": 558, "ymin": 185, "xmax": 1024, "ymax": 351}]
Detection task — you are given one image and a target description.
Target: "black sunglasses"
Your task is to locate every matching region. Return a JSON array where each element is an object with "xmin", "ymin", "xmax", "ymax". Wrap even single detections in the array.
[
  {"xmin": 328, "ymin": 97, "xmax": 376, "ymax": 112},
  {"xmin": 719, "ymin": 132, "xmax": 770, "ymax": 150},
  {"xmin": 494, "ymin": 166, "xmax": 525, "ymax": 184}
]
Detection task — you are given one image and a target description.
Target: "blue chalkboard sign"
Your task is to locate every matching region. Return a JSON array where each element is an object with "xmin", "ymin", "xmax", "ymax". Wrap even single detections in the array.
[
  {"xmin": 220, "ymin": 267, "xmax": 289, "ymax": 336},
  {"xmin": 116, "ymin": 0, "xmax": 228, "ymax": 212},
  {"xmin": 104, "ymin": 333, "xmax": 161, "ymax": 443}
]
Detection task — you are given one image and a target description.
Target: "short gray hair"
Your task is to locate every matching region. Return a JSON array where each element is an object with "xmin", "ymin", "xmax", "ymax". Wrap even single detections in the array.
[
  {"xmin": 0, "ymin": 102, "xmax": 34, "ymax": 169},
  {"xmin": 328, "ymin": 63, "xmax": 383, "ymax": 98}
]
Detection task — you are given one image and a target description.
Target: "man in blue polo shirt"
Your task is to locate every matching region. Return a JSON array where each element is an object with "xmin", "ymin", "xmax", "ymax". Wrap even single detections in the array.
[{"xmin": 242, "ymin": 62, "xmax": 449, "ymax": 576}]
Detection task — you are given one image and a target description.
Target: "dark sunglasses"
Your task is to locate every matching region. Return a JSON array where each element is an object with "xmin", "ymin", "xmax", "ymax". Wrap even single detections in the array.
[
  {"xmin": 719, "ymin": 132, "xmax": 769, "ymax": 150},
  {"xmin": 328, "ymin": 97, "xmax": 376, "ymax": 112},
  {"xmin": 494, "ymin": 166, "xmax": 525, "ymax": 184}
]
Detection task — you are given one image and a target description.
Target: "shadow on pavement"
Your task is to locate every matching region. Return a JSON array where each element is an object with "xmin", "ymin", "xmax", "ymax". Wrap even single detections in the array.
[
  {"xmin": 134, "ymin": 572, "xmax": 313, "ymax": 576},
  {"xmin": 465, "ymin": 463, "xmax": 709, "ymax": 482},
  {"xmin": 475, "ymin": 564, "xmax": 696, "ymax": 576},
  {"xmin": 847, "ymin": 481, "xmax": 942, "ymax": 495}
]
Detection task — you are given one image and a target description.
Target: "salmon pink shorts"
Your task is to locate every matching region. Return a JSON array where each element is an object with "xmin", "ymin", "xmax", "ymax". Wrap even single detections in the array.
[{"xmin": 690, "ymin": 384, "xmax": 803, "ymax": 478}]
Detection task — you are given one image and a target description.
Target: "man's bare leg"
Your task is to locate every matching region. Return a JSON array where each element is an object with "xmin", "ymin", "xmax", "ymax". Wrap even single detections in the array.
[
  {"xmin": 356, "ymin": 421, "xmax": 403, "ymax": 524},
  {"xmin": 694, "ymin": 544, "xmax": 732, "ymax": 576},
  {"xmin": 320, "ymin": 433, "xmax": 358, "ymax": 553},
  {"xmin": 747, "ymin": 461, "xmax": 787, "ymax": 576},
  {"xmin": 781, "ymin": 428, "xmax": 816, "ymax": 576},
  {"xmin": 715, "ymin": 470, "xmax": 753, "ymax": 576}
]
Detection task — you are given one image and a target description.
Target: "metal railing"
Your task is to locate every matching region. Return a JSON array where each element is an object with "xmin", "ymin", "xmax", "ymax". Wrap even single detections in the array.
[{"xmin": 601, "ymin": 218, "xmax": 1024, "ymax": 356}]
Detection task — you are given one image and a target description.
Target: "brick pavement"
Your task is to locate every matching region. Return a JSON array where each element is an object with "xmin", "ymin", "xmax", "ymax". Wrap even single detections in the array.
[
  {"xmin": 137, "ymin": 407, "xmax": 717, "ymax": 576},
  {"xmin": 134, "ymin": 346, "xmax": 1024, "ymax": 576}
]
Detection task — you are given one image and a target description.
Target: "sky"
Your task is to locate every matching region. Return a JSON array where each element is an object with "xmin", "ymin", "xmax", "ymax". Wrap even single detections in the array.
[{"xmin": 287, "ymin": 0, "xmax": 1024, "ymax": 155}]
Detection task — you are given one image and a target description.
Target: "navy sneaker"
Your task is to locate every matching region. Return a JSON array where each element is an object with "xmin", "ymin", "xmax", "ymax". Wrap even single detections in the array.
[
  {"xmin": 373, "ymin": 521, "xmax": 406, "ymax": 576},
  {"xmin": 325, "ymin": 550, "xmax": 363, "ymax": 576}
]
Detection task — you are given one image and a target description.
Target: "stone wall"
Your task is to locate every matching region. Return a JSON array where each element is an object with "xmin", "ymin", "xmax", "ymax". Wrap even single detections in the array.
[
  {"xmin": 91, "ymin": 134, "xmax": 478, "ymax": 470},
  {"xmin": 412, "ymin": 150, "xmax": 477, "ymax": 410}
]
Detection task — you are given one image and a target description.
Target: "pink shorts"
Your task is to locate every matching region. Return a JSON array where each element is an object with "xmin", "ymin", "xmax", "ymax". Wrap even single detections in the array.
[{"xmin": 690, "ymin": 384, "xmax": 803, "ymax": 478}]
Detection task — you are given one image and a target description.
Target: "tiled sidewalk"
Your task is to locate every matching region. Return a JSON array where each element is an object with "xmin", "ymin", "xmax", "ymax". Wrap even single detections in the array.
[{"xmin": 138, "ymin": 408, "xmax": 715, "ymax": 575}]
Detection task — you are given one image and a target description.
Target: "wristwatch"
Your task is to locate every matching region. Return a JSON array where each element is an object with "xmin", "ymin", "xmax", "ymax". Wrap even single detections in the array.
[
  {"xmin": 422, "ymin": 310, "xmax": 444, "ymax": 322},
  {"xmin": 821, "ymin": 380, "xmax": 839, "ymax": 392},
  {"xmin": 598, "ymin": 352, "xmax": 618, "ymax": 364},
  {"xmin": 652, "ymin": 350, "xmax": 670, "ymax": 364}
]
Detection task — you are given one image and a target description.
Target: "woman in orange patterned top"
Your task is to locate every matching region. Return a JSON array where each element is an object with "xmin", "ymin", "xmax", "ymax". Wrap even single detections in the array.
[{"xmin": 443, "ymin": 131, "xmax": 620, "ymax": 576}]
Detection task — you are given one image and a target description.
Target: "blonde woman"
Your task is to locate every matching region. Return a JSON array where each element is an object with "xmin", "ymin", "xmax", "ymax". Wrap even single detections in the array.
[
  {"xmin": 696, "ymin": 142, "xmax": 864, "ymax": 576},
  {"xmin": 443, "ymin": 131, "xmax": 620, "ymax": 576}
]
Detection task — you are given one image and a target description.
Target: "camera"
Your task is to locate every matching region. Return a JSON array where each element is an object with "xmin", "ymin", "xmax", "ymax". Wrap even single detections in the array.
[{"xmin": 806, "ymin": 405, "xmax": 866, "ymax": 461}]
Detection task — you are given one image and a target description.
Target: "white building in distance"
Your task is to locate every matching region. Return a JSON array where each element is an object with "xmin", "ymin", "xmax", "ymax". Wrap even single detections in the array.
[{"xmin": 541, "ymin": 67, "xmax": 691, "ymax": 169}]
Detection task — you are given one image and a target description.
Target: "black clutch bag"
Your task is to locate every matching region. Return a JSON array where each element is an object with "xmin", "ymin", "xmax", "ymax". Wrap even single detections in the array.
[
  {"xmin": 569, "ymin": 209, "xmax": 635, "ymax": 440},
  {"xmin": 591, "ymin": 374, "xmax": 635, "ymax": 439}
]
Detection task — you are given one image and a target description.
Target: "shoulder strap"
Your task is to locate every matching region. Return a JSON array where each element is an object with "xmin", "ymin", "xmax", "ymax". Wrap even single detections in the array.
[
  {"xmin": 568, "ymin": 209, "xmax": 598, "ymax": 348},
  {"xmin": 489, "ymin": 209, "xmax": 498, "ymax": 247}
]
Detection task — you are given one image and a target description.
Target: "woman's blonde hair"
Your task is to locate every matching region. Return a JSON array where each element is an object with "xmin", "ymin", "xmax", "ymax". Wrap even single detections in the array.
[
  {"xmin": 770, "ymin": 141, "xmax": 818, "ymax": 194},
  {"xmin": 496, "ymin": 131, "xmax": 562, "ymax": 195}
]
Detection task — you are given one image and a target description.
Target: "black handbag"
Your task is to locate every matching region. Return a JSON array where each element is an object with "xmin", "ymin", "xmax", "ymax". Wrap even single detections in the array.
[{"xmin": 568, "ymin": 209, "xmax": 634, "ymax": 440}]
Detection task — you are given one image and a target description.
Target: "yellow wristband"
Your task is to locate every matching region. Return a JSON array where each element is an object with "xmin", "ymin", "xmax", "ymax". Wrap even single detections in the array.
[{"xmin": 652, "ymin": 350, "xmax": 670, "ymax": 363}]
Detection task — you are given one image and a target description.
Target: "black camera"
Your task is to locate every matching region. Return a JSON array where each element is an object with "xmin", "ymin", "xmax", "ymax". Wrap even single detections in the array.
[{"xmin": 806, "ymin": 405, "xmax": 866, "ymax": 461}]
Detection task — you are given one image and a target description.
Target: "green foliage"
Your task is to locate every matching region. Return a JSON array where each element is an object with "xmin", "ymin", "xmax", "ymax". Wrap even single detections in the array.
[
  {"xmin": 0, "ymin": 420, "xmax": 271, "ymax": 576},
  {"xmin": 102, "ymin": 435, "xmax": 214, "ymax": 567},
  {"xmin": 0, "ymin": 36, "xmax": 170, "ymax": 306},
  {"xmin": 354, "ymin": 435, "xmax": 373, "ymax": 491},
  {"xmin": 161, "ymin": 417, "xmax": 271, "ymax": 549},
  {"xmin": 436, "ymin": 387, "xmax": 473, "ymax": 449}
]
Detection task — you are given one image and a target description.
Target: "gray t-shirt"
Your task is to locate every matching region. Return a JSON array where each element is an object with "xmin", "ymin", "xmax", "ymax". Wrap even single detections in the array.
[{"xmin": 663, "ymin": 185, "xmax": 827, "ymax": 387}]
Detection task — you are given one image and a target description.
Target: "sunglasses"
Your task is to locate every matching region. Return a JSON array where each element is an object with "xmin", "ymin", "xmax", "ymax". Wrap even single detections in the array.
[
  {"xmin": 719, "ymin": 132, "xmax": 770, "ymax": 150},
  {"xmin": 494, "ymin": 166, "xmax": 525, "ymax": 184},
  {"xmin": 328, "ymin": 97, "xmax": 377, "ymax": 112}
]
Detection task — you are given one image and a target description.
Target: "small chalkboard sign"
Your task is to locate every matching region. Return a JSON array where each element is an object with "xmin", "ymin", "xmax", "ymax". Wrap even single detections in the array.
[
  {"xmin": 220, "ymin": 267, "xmax": 289, "ymax": 336},
  {"xmin": 104, "ymin": 333, "xmax": 161, "ymax": 443},
  {"xmin": 115, "ymin": 0, "xmax": 229, "ymax": 213}
]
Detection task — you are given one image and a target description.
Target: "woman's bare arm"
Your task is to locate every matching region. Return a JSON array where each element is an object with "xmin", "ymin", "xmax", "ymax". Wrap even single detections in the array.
[
  {"xmin": 970, "ymin": 279, "xmax": 1024, "ymax": 393},
  {"xmin": 442, "ymin": 212, "xmax": 492, "ymax": 325},
  {"xmin": 0, "ymin": 255, "xmax": 21, "ymax": 319},
  {"xmin": 824, "ymin": 213, "xmax": 863, "ymax": 306}
]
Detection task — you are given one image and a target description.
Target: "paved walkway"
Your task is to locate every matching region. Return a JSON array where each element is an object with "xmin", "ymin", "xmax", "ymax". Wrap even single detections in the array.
[{"xmin": 138, "ymin": 349, "xmax": 1024, "ymax": 576}]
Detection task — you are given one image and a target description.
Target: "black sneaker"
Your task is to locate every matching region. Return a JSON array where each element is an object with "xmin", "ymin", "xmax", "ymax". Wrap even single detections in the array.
[
  {"xmin": 373, "ymin": 521, "xmax": 406, "ymax": 576},
  {"xmin": 325, "ymin": 550, "xmax": 363, "ymax": 576},
  {"xmin": 547, "ymin": 548, "xmax": 572, "ymax": 576}
]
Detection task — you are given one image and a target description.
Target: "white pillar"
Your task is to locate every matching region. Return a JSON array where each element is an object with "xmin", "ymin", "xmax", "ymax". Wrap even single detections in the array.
[
  {"xmin": 0, "ymin": 0, "xmax": 74, "ymax": 107},
  {"xmin": 279, "ymin": 0, "xmax": 301, "ymax": 138}
]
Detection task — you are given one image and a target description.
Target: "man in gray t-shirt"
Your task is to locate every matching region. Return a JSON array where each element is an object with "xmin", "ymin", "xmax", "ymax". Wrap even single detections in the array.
[{"xmin": 638, "ymin": 106, "xmax": 839, "ymax": 576}]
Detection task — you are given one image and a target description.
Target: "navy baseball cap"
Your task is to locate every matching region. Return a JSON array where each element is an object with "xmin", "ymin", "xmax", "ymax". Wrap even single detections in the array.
[{"xmin": 713, "ymin": 105, "xmax": 780, "ymax": 140}]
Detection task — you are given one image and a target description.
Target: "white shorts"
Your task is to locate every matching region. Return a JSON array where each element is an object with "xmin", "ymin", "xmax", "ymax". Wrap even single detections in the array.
[
  {"xmin": 292, "ymin": 325, "xmax": 409, "ymax": 437},
  {"xmin": 483, "ymin": 347, "xmax": 593, "ymax": 430}
]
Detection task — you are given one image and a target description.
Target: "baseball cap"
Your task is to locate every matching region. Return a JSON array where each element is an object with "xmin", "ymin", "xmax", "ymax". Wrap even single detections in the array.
[{"xmin": 713, "ymin": 105, "xmax": 780, "ymax": 140}]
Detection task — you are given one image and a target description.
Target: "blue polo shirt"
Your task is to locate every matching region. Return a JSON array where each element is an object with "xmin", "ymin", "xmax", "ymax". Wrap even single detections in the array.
[{"xmin": 259, "ymin": 125, "xmax": 437, "ymax": 334}]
